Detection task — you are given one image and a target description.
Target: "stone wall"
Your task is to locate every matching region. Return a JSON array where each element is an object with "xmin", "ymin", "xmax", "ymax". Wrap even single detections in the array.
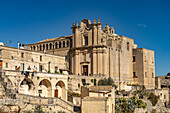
[
  {"xmin": 81, "ymin": 97, "xmax": 107, "ymax": 113},
  {"xmin": 0, "ymin": 70, "xmax": 68, "ymax": 101},
  {"xmin": 133, "ymin": 48, "xmax": 155, "ymax": 89},
  {"xmin": 68, "ymin": 75, "xmax": 105, "ymax": 93},
  {"xmin": 0, "ymin": 45, "xmax": 66, "ymax": 73},
  {"xmin": 146, "ymin": 89, "xmax": 169, "ymax": 107},
  {"xmin": 0, "ymin": 93, "xmax": 74, "ymax": 113}
]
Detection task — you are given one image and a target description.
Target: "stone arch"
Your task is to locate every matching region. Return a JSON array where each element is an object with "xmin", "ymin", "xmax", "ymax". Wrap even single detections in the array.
[
  {"xmin": 50, "ymin": 43, "xmax": 52, "ymax": 49},
  {"xmin": 19, "ymin": 78, "xmax": 35, "ymax": 95},
  {"xmin": 67, "ymin": 40, "xmax": 69, "ymax": 47},
  {"xmin": 55, "ymin": 80, "xmax": 66, "ymax": 100},
  {"xmin": 40, "ymin": 45, "xmax": 42, "ymax": 51},
  {"xmin": 55, "ymin": 42, "xmax": 58, "ymax": 49},
  {"xmin": 0, "ymin": 77, "xmax": 13, "ymax": 93},
  {"xmin": 38, "ymin": 79, "xmax": 52, "ymax": 97},
  {"xmin": 46, "ymin": 44, "xmax": 48, "ymax": 50},
  {"xmin": 63, "ymin": 41, "xmax": 65, "ymax": 47},
  {"xmin": 59, "ymin": 42, "xmax": 61, "ymax": 48}
]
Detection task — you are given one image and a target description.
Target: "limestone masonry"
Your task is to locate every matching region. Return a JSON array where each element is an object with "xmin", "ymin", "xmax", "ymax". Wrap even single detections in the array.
[
  {"xmin": 28, "ymin": 18, "xmax": 155, "ymax": 90},
  {"xmin": 0, "ymin": 18, "xmax": 166, "ymax": 113}
]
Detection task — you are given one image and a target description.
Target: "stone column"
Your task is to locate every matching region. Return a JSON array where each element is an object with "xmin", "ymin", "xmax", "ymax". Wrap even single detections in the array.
[
  {"xmin": 93, "ymin": 25, "xmax": 97, "ymax": 45},
  {"xmin": 74, "ymin": 50, "xmax": 80, "ymax": 75},
  {"xmin": 92, "ymin": 48, "xmax": 97, "ymax": 75},
  {"xmin": 103, "ymin": 48, "xmax": 107, "ymax": 76},
  {"xmin": 98, "ymin": 48, "xmax": 102, "ymax": 75},
  {"xmin": 97, "ymin": 24, "xmax": 102, "ymax": 45},
  {"xmin": 71, "ymin": 53, "xmax": 74, "ymax": 75}
]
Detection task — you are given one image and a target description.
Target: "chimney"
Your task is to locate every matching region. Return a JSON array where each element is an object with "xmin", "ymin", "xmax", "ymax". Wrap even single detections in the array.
[{"xmin": 22, "ymin": 43, "xmax": 27, "ymax": 49}]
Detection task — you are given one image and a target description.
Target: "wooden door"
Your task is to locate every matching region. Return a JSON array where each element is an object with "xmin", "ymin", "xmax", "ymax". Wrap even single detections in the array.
[
  {"xmin": 83, "ymin": 65, "xmax": 88, "ymax": 76},
  {"xmin": 54, "ymin": 89, "xmax": 58, "ymax": 98},
  {"xmin": 0, "ymin": 60, "xmax": 2, "ymax": 67}
]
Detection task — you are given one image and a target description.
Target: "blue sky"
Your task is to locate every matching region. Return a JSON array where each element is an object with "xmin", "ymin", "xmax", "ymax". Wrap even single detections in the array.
[{"xmin": 0, "ymin": 0, "xmax": 170, "ymax": 76}]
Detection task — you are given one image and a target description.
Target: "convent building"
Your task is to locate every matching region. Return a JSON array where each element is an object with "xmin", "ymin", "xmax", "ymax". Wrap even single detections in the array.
[{"xmin": 28, "ymin": 18, "xmax": 155, "ymax": 90}]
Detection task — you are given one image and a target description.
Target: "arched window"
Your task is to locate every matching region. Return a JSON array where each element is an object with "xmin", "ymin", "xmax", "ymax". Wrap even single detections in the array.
[
  {"xmin": 33, "ymin": 46, "xmax": 35, "ymax": 50},
  {"xmin": 50, "ymin": 43, "xmax": 52, "ymax": 49},
  {"xmin": 40, "ymin": 45, "xmax": 42, "ymax": 51},
  {"xmin": 59, "ymin": 42, "xmax": 61, "ymax": 48},
  {"xmin": 31, "ymin": 46, "xmax": 32, "ymax": 50},
  {"xmin": 43, "ymin": 44, "xmax": 45, "ymax": 50},
  {"xmin": 55, "ymin": 42, "xmax": 58, "ymax": 49},
  {"xmin": 127, "ymin": 42, "xmax": 129, "ymax": 51},
  {"xmin": 67, "ymin": 41, "xmax": 69, "ymax": 47},
  {"xmin": 63, "ymin": 41, "xmax": 65, "ymax": 48},
  {"xmin": 46, "ymin": 44, "xmax": 48, "ymax": 50}
]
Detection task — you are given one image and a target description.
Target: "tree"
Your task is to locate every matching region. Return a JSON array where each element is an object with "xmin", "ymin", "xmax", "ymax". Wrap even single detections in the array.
[
  {"xmin": 166, "ymin": 72, "xmax": 170, "ymax": 76},
  {"xmin": 98, "ymin": 77, "xmax": 117, "ymax": 88}
]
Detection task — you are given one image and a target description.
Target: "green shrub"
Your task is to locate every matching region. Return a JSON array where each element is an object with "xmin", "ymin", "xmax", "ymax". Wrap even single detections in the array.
[
  {"xmin": 82, "ymin": 79, "xmax": 85, "ymax": 85},
  {"xmin": 115, "ymin": 90, "xmax": 119, "ymax": 95},
  {"xmin": 26, "ymin": 106, "xmax": 45, "ymax": 113},
  {"xmin": 58, "ymin": 111, "xmax": 66, "ymax": 113},
  {"xmin": 98, "ymin": 77, "xmax": 117, "ymax": 88},
  {"xmin": 147, "ymin": 93, "xmax": 158, "ymax": 106},
  {"xmin": 91, "ymin": 79, "xmax": 93, "ymax": 83},
  {"xmin": 115, "ymin": 97, "xmax": 147, "ymax": 113},
  {"xmin": 55, "ymin": 71, "xmax": 61, "ymax": 74},
  {"xmin": 94, "ymin": 79, "xmax": 97, "ymax": 86},
  {"xmin": 47, "ymin": 70, "xmax": 50, "ymax": 73}
]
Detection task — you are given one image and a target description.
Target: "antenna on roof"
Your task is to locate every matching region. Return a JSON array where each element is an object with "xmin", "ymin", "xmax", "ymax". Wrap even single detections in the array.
[{"xmin": 18, "ymin": 41, "xmax": 19, "ymax": 54}]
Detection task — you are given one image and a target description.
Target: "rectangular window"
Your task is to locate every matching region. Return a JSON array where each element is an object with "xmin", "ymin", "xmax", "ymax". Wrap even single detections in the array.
[
  {"xmin": 55, "ymin": 66, "xmax": 58, "ymax": 72},
  {"xmin": 20, "ymin": 63, "xmax": 24, "ymax": 71},
  {"xmin": 38, "ymin": 90, "xmax": 42, "ymax": 94},
  {"xmin": 0, "ymin": 50, "xmax": 1, "ymax": 55},
  {"xmin": 133, "ymin": 72, "xmax": 137, "ymax": 78},
  {"xmin": 127, "ymin": 42, "xmax": 129, "ymax": 51},
  {"xmin": 6, "ymin": 63, "xmax": 8, "ymax": 68},
  {"xmin": 145, "ymin": 72, "xmax": 147, "ymax": 78},
  {"xmin": 133, "ymin": 56, "xmax": 136, "ymax": 62},
  {"xmin": 21, "ymin": 52, "xmax": 24, "ymax": 58},
  {"xmin": 164, "ymin": 95, "xmax": 166, "ymax": 99},
  {"xmin": 84, "ymin": 36, "xmax": 88, "ymax": 45},
  {"xmin": 152, "ymin": 73, "xmax": 154, "ymax": 78},
  {"xmin": 39, "ymin": 65, "xmax": 43, "ymax": 72},
  {"xmin": 40, "ymin": 56, "xmax": 42, "ymax": 61}
]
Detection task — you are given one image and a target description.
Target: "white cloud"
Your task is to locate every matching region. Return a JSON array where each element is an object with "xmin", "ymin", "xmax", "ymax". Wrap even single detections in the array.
[{"xmin": 137, "ymin": 24, "xmax": 147, "ymax": 28}]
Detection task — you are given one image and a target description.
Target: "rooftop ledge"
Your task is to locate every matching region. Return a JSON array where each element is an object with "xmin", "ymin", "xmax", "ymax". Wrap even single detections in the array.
[{"xmin": 2, "ymin": 70, "xmax": 68, "ymax": 78}]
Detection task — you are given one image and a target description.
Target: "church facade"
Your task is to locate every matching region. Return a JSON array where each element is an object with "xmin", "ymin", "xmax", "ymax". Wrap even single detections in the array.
[{"xmin": 28, "ymin": 19, "xmax": 155, "ymax": 90}]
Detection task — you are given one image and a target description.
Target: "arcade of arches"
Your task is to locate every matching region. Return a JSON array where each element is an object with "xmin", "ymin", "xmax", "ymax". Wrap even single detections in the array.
[{"xmin": 17, "ymin": 77, "xmax": 67, "ymax": 101}]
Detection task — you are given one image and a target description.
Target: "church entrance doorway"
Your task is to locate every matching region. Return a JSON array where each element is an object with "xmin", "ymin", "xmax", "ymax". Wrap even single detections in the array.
[{"xmin": 83, "ymin": 65, "xmax": 88, "ymax": 76}]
